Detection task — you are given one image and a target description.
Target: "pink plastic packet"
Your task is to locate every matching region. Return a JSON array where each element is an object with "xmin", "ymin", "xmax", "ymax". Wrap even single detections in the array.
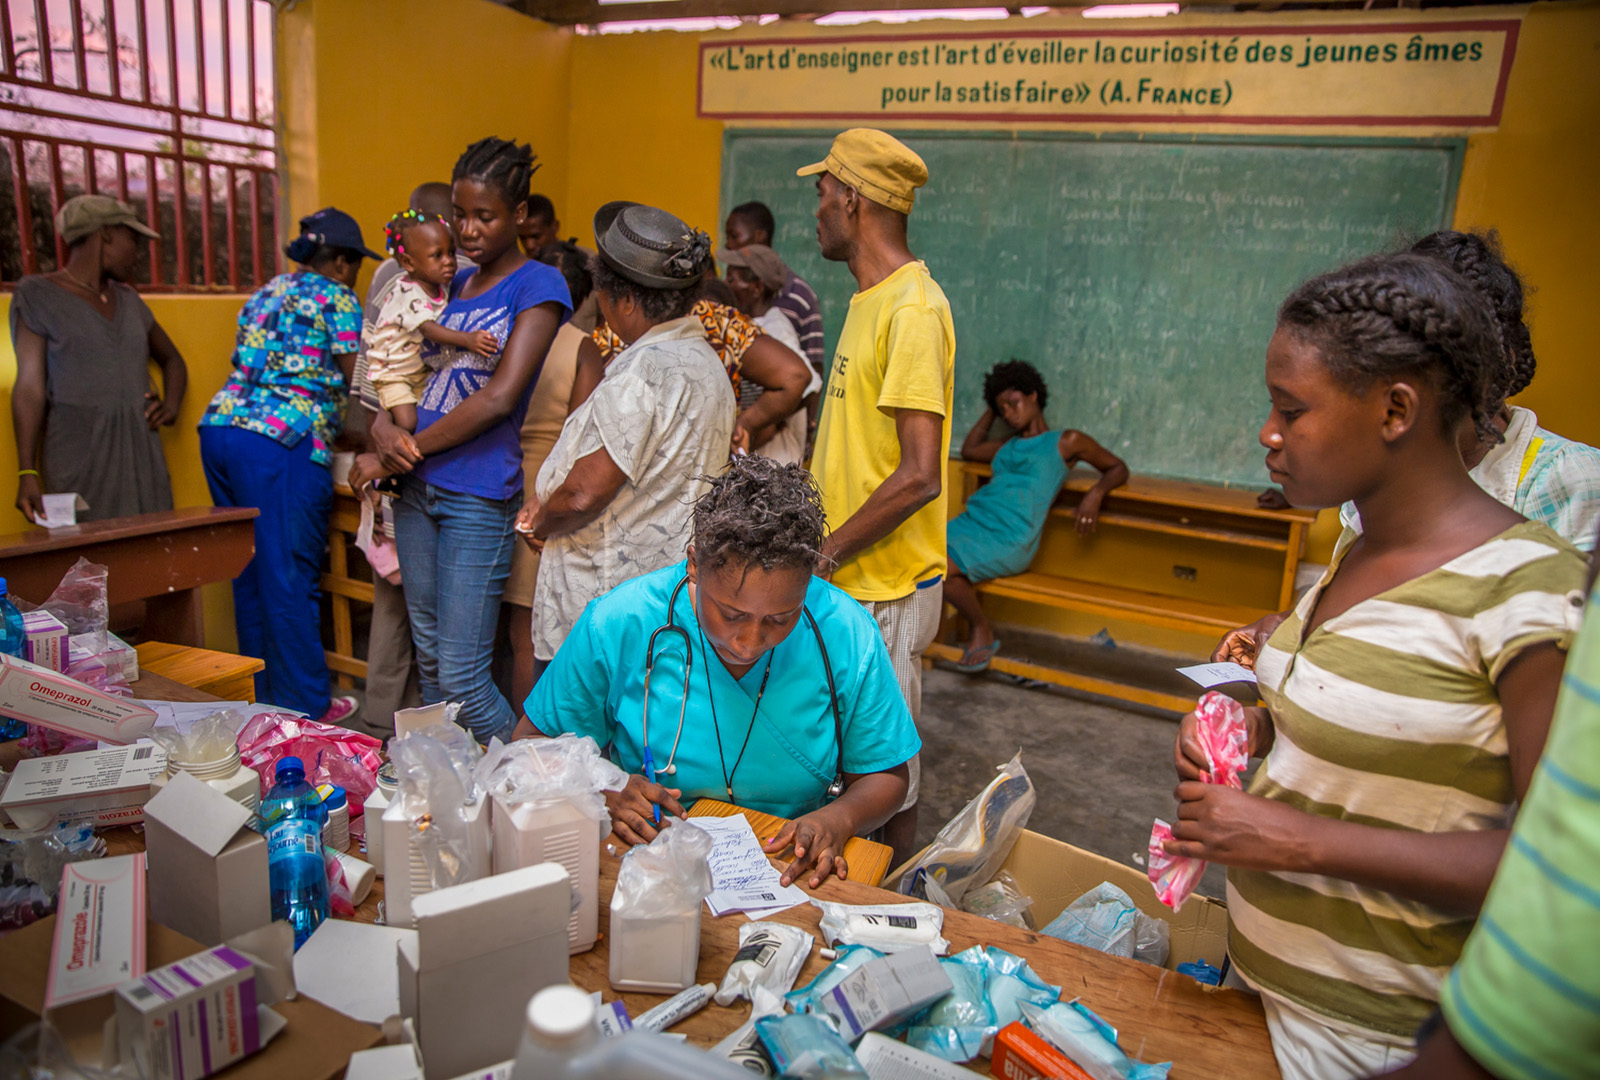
[
  {"xmin": 236, "ymin": 712, "xmax": 383, "ymax": 809},
  {"xmin": 1148, "ymin": 691, "xmax": 1251, "ymax": 911}
]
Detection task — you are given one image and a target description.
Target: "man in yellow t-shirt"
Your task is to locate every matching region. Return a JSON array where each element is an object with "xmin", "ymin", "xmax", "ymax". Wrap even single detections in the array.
[{"xmin": 800, "ymin": 129, "xmax": 955, "ymax": 861}]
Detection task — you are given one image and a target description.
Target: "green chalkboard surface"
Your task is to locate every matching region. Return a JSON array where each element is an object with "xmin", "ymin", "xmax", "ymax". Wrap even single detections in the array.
[{"xmin": 720, "ymin": 131, "xmax": 1463, "ymax": 488}]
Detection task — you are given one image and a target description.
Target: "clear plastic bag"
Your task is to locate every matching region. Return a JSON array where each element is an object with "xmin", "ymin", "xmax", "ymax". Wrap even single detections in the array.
[
  {"xmin": 612, "ymin": 823, "xmax": 713, "ymax": 919},
  {"xmin": 0, "ymin": 1021, "xmax": 117, "ymax": 1079},
  {"xmin": 388, "ymin": 723, "xmax": 484, "ymax": 893},
  {"xmin": 0, "ymin": 822, "xmax": 101, "ymax": 934},
  {"xmin": 905, "ymin": 946, "xmax": 1060, "ymax": 1062},
  {"xmin": 237, "ymin": 711, "xmax": 384, "ymax": 808},
  {"xmin": 892, "ymin": 751, "xmax": 1034, "ymax": 907},
  {"xmin": 149, "ymin": 709, "xmax": 246, "ymax": 765},
  {"xmin": 474, "ymin": 733, "xmax": 628, "ymax": 828},
  {"xmin": 960, "ymin": 870, "xmax": 1034, "ymax": 929},
  {"xmin": 38, "ymin": 558, "xmax": 109, "ymax": 653},
  {"xmin": 1148, "ymin": 692, "xmax": 1249, "ymax": 911},
  {"xmin": 1040, "ymin": 883, "xmax": 1170, "ymax": 967},
  {"xmin": 1020, "ymin": 1001, "xmax": 1172, "ymax": 1080}
]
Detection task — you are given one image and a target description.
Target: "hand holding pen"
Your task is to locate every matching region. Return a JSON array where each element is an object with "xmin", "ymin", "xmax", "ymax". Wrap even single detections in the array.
[{"xmin": 604, "ymin": 774, "xmax": 685, "ymax": 846}]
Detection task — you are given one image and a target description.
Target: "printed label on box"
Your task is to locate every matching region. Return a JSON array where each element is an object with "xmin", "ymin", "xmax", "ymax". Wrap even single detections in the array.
[{"xmin": 45, "ymin": 854, "xmax": 147, "ymax": 1008}]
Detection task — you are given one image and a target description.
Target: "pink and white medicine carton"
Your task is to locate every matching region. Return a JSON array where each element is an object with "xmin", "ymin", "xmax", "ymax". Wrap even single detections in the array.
[
  {"xmin": 0, "ymin": 651, "xmax": 155, "ymax": 743},
  {"xmin": 45, "ymin": 854, "xmax": 148, "ymax": 1009},
  {"xmin": 22, "ymin": 610, "xmax": 68, "ymax": 672},
  {"xmin": 0, "ymin": 744, "xmax": 168, "ymax": 830}
]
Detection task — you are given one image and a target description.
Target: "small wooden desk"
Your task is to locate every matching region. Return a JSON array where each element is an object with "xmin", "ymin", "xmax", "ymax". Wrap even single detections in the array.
[
  {"xmin": 135, "ymin": 641, "xmax": 264, "ymax": 702},
  {"xmin": 0, "ymin": 507, "xmax": 258, "ymax": 646}
]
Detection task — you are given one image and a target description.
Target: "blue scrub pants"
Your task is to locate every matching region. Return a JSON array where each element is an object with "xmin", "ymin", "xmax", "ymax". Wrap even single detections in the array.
[
  {"xmin": 392, "ymin": 477, "xmax": 519, "ymax": 744},
  {"xmin": 199, "ymin": 425, "xmax": 333, "ymax": 718}
]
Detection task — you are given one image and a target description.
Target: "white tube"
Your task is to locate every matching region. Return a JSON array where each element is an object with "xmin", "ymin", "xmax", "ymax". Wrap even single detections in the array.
[{"xmin": 633, "ymin": 982, "xmax": 715, "ymax": 1032}]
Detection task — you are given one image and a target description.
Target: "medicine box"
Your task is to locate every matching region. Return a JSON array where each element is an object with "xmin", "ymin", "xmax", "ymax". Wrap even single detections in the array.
[
  {"xmin": 0, "ymin": 743, "xmax": 167, "ymax": 830},
  {"xmin": 143, "ymin": 772, "xmax": 271, "ymax": 946},
  {"xmin": 114, "ymin": 945, "xmax": 285, "ymax": 1080},
  {"xmin": 819, "ymin": 947, "xmax": 953, "ymax": 1041},
  {"xmin": 398, "ymin": 862, "xmax": 571, "ymax": 1080},
  {"xmin": 67, "ymin": 631, "xmax": 140, "ymax": 684},
  {"xmin": 22, "ymin": 610, "xmax": 68, "ymax": 672},
  {"xmin": 491, "ymin": 793, "xmax": 600, "ymax": 953},
  {"xmin": 45, "ymin": 854, "xmax": 147, "ymax": 1010},
  {"xmin": 0, "ymin": 651, "xmax": 155, "ymax": 743},
  {"xmin": 990, "ymin": 1021, "xmax": 1095, "ymax": 1080}
]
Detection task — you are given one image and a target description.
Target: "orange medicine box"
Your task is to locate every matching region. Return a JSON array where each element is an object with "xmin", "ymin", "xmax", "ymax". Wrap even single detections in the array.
[{"xmin": 991, "ymin": 1021, "xmax": 1095, "ymax": 1080}]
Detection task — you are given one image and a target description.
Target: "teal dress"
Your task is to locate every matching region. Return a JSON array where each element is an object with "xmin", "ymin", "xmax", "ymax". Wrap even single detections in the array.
[
  {"xmin": 947, "ymin": 432, "xmax": 1069, "ymax": 583},
  {"xmin": 525, "ymin": 560, "xmax": 921, "ymax": 819}
]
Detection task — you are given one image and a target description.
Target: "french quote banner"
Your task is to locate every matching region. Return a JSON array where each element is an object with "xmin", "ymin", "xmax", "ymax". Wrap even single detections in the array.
[{"xmin": 698, "ymin": 19, "xmax": 1519, "ymax": 128}]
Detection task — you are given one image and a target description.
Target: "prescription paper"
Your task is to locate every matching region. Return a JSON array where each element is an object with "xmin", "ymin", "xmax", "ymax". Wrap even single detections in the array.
[
  {"xmin": 1175, "ymin": 661, "xmax": 1257, "ymax": 688},
  {"xmin": 684, "ymin": 815, "xmax": 807, "ymax": 918}
]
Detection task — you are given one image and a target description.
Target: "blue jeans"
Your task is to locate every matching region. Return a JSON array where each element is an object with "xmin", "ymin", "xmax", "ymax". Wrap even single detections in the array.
[
  {"xmin": 199, "ymin": 425, "xmax": 333, "ymax": 718},
  {"xmin": 392, "ymin": 478, "xmax": 520, "ymax": 743}
]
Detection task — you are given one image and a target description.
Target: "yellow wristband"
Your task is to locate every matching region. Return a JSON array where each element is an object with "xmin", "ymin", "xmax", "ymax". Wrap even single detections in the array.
[{"xmin": 17, "ymin": 469, "xmax": 38, "ymax": 478}]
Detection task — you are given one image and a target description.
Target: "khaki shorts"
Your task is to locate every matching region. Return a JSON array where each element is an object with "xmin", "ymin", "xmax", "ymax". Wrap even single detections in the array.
[
  {"xmin": 861, "ymin": 582, "xmax": 942, "ymax": 811},
  {"xmin": 504, "ymin": 537, "xmax": 540, "ymax": 609}
]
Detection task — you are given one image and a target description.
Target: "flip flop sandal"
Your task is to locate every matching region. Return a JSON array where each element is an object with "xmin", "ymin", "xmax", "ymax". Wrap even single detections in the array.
[{"xmin": 952, "ymin": 640, "xmax": 1002, "ymax": 674}]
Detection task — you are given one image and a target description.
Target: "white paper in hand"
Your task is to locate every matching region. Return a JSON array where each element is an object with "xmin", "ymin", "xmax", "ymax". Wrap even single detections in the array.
[{"xmin": 1176, "ymin": 661, "xmax": 1257, "ymax": 687}]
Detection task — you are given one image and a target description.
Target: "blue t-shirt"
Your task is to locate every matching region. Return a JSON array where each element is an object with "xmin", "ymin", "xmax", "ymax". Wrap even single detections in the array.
[
  {"xmin": 527, "ymin": 560, "xmax": 921, "ymax": 819},
  {"xmin": 414, "ymin": 260, "xmax": 571, "ymax": 500}
]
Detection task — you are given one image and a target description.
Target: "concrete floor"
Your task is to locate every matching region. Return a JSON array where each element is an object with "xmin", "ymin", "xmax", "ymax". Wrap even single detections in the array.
[{"xmin": 911, "ymin": 662, "xmax": 1228, "ymax": 901}]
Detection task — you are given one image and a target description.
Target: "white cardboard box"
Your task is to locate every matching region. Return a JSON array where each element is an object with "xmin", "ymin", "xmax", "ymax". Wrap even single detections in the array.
[
  {"xmin": 45, "ymin": 854, "xmax": 147, "ymax": 1009},
  {"xmin": 0, "ymin": 744, "xmax": 167, "ymax": 830},
  {"xmin": 0, "ymin": 652, "xmax": 155, "ymax": 743},
  {"xmin": 398, "ymin": 863, "xmax": 571, "ymax": 1080},
  {"xmin": 344, "ymin": 1043, "xmax": 424, "ymax": 1080},
  {"xmin": 381, "ymin": 795, "xmax": 491, "ymax": 929},
  {"xmin": 143, "ymin": 772, "xmax": 271, "ymax": 947},
  {"xmin": 22, "ymin": 610, "xmax": 68, "ymax": 672},
  {"xmin": 114, "ymin": 945, "xmax": 287, "ymax": 1080},
  {"xmin": 819, "ymin": 947, "xmax": 953, "ymax": 1041},
  {"xmin": 491, "ymin": 794, "xmax": 600, "ymax": 953}
]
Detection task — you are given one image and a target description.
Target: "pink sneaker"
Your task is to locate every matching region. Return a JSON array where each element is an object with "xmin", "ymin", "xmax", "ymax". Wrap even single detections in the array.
[{"xmin": 317, "ymin": 695, "xmax": 360, "ymax": 726}]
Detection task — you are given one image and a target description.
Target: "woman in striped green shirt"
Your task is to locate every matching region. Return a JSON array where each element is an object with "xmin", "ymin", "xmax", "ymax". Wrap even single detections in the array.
[{"xmin": 1166, "ymin": 253, "xmax": 1587, "ymax": 1080}]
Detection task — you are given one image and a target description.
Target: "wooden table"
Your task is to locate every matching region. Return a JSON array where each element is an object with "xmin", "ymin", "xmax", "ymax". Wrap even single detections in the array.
[
  {"xmin": 0, "ymin": 507, "xmax": 258, "ymax": 645},
  {"xmin": 19, "ymin": 668, "xmax": 1280, "ymax": 1078},
  {"xmin": 135, "ymin": 641, "xmax": 265, "ymax": 703}
]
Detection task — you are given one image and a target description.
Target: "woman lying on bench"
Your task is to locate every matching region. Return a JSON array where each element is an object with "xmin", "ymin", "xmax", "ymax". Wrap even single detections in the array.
[{"xmin": 943, "ymin": 360, "xmax": 1128, "ymax": 672}]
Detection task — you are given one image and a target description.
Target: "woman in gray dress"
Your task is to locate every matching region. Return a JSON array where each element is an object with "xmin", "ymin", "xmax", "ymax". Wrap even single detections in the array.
[{"xmin": 10, "ymin": 194, "xmax": 187, "ymax": 524}]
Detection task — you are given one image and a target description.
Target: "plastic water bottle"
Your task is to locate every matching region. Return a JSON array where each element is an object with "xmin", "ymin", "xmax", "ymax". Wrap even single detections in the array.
[
  {"xmin": 0, "ymin": 577, "xmax": 29, "ymax": 741},
  {"xmin": 511, "ymin": 985, "xmax": 752, "ymax": 1080},
  {"xmin": 262, "ymin": 755, "xmax": 330, "ymax": 949}
]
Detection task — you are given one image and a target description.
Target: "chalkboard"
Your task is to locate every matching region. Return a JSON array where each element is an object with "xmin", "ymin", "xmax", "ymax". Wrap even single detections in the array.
[{"xmin": 720, "ymin": 131, "xmax": 1463, "ymax": 488}]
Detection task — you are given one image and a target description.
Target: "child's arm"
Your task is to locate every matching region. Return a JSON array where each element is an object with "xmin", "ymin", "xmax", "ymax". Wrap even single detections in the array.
[
  {"xmin": 420, "ymin": 320, "xmax": 499, "ymax": 357},
  {"xmin": 960, "ymin": 408, "xmax": 1006, "ymax": 463},
  {"xmin": 1059, "ymin": 430, "xmax": 1129, "ymax": 534},
  {"xmin": 1165, "ymin": 641, "xmax": 1566, "ymax": 913}
]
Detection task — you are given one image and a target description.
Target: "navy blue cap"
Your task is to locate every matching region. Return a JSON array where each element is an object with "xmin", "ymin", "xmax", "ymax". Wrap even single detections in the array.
[{"xmin": 296, "ymin": 207, "xmax": 383, "ymax": 262}]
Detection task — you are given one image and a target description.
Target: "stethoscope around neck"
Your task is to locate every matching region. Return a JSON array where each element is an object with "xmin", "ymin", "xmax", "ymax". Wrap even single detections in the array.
[{"xmin": 640, "ymin": 575, "xmax": 846, "ymax": 804}]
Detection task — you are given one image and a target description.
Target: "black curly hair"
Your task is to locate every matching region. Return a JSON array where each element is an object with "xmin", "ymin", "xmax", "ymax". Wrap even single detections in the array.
[
  {"xmin": 382, "ymin": 209, "xmax": 449, "ymax": 259},
  {"xmin": 590, "ymin": 255, "xmax": 698, "ymax": 324},
  {"xmin": 1278, "ymin": 252, "xmax": 1503, "ymax": 444},
  {"xmin": 452, "ymin": 137, "xmax": 538, "ymax": 212},
  {"xmin": 983, "ymin": 359, "xmax": 1048, "ymax": 414},
  {"xmin": 692, "ymin": 456, "xmax": 828, "ymax": 575},
  {"xmin": 1410, "ymin": 229, "xmax": 1536, "ymax": 405},
  {"xmin": 536, "ymin": 240, "xmax": 592, "ymax": 311}
]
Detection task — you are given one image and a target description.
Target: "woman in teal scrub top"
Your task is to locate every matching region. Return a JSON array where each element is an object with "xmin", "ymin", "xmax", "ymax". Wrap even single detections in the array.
[{"xmin": 514, "ymin": 455, "xmax": 920, "ymax": 888}]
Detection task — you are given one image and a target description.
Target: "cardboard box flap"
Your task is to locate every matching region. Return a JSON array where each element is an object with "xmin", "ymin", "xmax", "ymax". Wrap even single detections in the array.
[
  {"xmin": 144, "ymin": 772, "xmax": 254, "ymax": 857},
  {"xmin": 413, "ymin": 863, "xmax": 569, "ymax": 967}
]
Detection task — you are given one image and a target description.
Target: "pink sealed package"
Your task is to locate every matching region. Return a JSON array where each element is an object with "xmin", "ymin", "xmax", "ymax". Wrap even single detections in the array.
[
  {"xmin": 237, "ymin": 712, "xmax": 383, "ymax": 808},
  {"xmin": 1148, "ymin": 691, "xmax": 1251, "ymax": 911}
]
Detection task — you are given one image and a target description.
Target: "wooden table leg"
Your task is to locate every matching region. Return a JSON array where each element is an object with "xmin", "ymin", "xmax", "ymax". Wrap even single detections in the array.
[
  {"xmin": 142, "ymin": 588, "xmax": 204, "ymax": 646},
  {"xmin": 1278, "ymin": 521, "xmax": 1306, "ymax": 610}
]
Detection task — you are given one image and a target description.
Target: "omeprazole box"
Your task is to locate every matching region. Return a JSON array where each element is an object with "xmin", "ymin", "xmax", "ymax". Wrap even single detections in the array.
[
  {"xmin": 0, "ymin": 744, "xmax": 167, "ymax": 830},
  {"xmin": 22, "ymin": 610, "xmax": 68, "ymax": 672},
  {"xmin": 115, "ymin": 946, "xmax": 283, "ymax": 1080},
  {"xmin": 0, "ymin": 652, "xmax": 155, "ymax": 743}
]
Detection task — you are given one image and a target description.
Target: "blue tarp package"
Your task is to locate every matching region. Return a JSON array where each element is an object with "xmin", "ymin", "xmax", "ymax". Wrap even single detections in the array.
[
  {"xmin": 785, "ymin": 945, "xmax": 885, "ymax": 1014},
  {"xmin": 1020, "ymin": 1000, "xmax": 1172, "ymax": 1080},
  {"xmin": 1039, "ymin": 882, "xmax": 1170, "ymax": 967},
  {"xmin": 904, "ymin": 946, "xmax": 1061, "ymax": 1062},
  {"xmin": 754, "ymin": 1012, "xmax": 868, "ymax": 1079}
]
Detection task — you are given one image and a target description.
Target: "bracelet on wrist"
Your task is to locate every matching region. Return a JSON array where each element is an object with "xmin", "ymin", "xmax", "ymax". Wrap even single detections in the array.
[{"xmin": 17, "ymin": 469, "xmax": 39, "ymax": 478}]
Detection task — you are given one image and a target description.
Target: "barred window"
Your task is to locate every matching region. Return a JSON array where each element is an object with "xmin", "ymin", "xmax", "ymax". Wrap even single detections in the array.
[{"xmin": 1, "ymin": 0, "xmax": 280, "ymax": 291}]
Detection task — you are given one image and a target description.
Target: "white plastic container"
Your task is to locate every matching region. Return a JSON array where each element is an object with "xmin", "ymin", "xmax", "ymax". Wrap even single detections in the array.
[
  {"xmin": 492, "ymin": 795, "xmax": 599, "ymax": 954},
  {"xmin": 511, "ymin": 986, "xmax": 749, "ymax": 1080},
  {"xmin": 320, "ymin": 785, "xmax": 350, "ymax": 852},
  {"xmin": 608, "ymin": 899, "xmax": 702, "ymax": 994},
  {"xmin": 363, "ymin": 764, "xmax": 399, "ymax": 873},
  {"xmin": 381, "ymin": 794, "xmax": 490, "ymax": 929},
  {"xmin": 149, "ymin": 746, "xmax": 259, "ymax": 813}
]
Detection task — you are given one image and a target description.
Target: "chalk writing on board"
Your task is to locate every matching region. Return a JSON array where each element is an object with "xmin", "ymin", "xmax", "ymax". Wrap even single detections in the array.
[{"xmin": 700, "ymin": 18, "xmax": 1518, "ymax": 127}]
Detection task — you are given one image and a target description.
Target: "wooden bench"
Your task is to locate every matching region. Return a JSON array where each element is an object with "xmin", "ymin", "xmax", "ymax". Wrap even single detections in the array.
[{"xmin": 925, "ymin": 461, "xmax": 1316, "ymax": 712}]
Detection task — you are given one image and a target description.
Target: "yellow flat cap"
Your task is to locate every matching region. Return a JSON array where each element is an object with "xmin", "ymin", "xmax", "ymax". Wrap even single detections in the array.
[{"xmin": 798, "ymin": 129, "xmax": 928, "ymax": 215}]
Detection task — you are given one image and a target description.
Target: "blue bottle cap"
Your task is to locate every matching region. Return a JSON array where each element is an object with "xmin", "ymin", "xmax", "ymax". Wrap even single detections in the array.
[
  {"xmin": 0, "ymin": 577, "xmax": 8, "ymax": 594},
  {"xmin": 321, "ymin": 785, "xmax": 347, "ymax": 810},
  {"xmin": 276, "ymin": 755, "xmax": 305, "ymax": 777}
]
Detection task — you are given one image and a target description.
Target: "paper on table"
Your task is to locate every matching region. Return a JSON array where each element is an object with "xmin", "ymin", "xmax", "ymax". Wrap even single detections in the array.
[
  {"xmin": 683, "ymin": 814, "xmax": 808, "ymax": 917},
  {"xmin": 1176, "ymin": 661, "xmax": 1257, "ymax": 688},
  {"xmin": 292, "ymin": 919, "xmax": 417, "ymax": 1024},
  {"xmin": 36, "ymin": 492, "xmax": 87, "ymax": 530}
]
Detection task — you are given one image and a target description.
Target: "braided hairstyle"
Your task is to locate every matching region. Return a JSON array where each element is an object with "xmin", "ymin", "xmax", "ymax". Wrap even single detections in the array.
[
  {"xmin": 1411, "ymin": 229, "xmax": 1536, "ymax": 404},
  {"xmin": 383, "ymin": 209, "xmax": 448, "ymax": 258},
  {"xmin": 452, "ymin": 137, "xmax": 538, "ymax": 212},
  {"xmin": 692, "ymin": 455, "xmax": 828, "ymax": 575},
  {"xmin": 1278, "ymin": 253, "xmax": 1504, "ymax": 444},
  {"xmin": 983, "ymin": 359, "xmax": 1048, "ymax": 413}
]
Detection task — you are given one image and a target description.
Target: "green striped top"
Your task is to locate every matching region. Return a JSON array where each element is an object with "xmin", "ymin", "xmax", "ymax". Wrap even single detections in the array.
[
  {"xmin": 1229, "ymin": 520, "xmax": 1586, "ymax": 1038},
  {"xmin": 1440, "ymin": 575, "xmax": 1600, "ymax": 1078}
]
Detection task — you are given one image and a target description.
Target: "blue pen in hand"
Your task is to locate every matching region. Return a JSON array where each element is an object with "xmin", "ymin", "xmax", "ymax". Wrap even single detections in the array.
[{"xmin": 639, "ymin": 750, "xmax": 662, "ymax": 826}]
